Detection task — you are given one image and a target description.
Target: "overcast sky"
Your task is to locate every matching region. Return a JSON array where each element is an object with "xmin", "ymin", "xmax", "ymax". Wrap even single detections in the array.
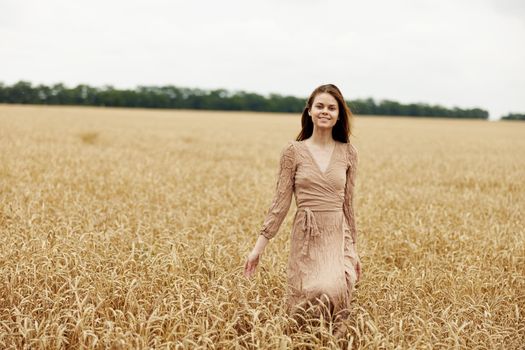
[{"xmin": 1, "ymin": 0, "xmax": 524, "ymax": 119}]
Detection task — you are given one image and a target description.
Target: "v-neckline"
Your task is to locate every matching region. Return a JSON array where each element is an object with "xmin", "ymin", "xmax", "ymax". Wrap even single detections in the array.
[{"xmin": 301, "ymin": 140, "xmax": 338, "ymax": 176}]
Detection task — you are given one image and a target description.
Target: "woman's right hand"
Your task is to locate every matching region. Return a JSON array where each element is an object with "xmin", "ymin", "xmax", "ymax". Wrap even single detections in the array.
[{"xmin": 243, "ymin": 250, "xmax": 261, "ymax": 278}]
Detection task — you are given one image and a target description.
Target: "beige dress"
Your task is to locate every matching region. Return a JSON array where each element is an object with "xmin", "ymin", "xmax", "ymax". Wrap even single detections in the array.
[{"xmin": 259, "ymin": 140, "xmax": 360, "ymax": 327}]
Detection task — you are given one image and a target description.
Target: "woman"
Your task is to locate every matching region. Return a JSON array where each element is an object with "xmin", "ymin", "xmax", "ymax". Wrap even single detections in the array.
[{"xmin": 243, "ymin": 84, "xmax": 362, "ymax": 338}]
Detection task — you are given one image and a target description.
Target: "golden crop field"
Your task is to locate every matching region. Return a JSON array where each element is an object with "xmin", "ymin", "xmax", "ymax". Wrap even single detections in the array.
[{"xmin": 0, "ymin": 104, "xmax": 524, "ymax": 349}]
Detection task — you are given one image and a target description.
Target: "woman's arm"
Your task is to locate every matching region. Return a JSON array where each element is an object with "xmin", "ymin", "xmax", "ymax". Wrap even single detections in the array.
[
  {"xmin": 259, "ymin": 142, "xmax": 297, "ymax": 240},
  {"xmin": 343, "ymin": 143, "xmax": 359, "ymax": 248},
  {"xmin": 244, "ymin": 235, "xmax": 268, "ymax": 278},
  {"xmin": 343, "ymin": 143, "xmax": 361, "ymax": 282},
  {"xmin": 244, "ymin": 142, "xmax": 296, "ymax": 278}
]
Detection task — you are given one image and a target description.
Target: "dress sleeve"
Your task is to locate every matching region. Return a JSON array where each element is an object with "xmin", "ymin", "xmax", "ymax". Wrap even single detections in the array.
[
  {"xmin": 259, "ymin": 141, "xmax": 297, "ymax": 240},
  {"xmin": 343, "ymin": 143, "xmax": 359, "ymax": 245}
]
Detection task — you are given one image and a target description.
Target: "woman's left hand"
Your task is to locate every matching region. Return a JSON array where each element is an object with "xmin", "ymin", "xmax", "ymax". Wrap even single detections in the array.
[{"xmin": 355, "ymin": 254, "xmax": 362, "ymax": 283}]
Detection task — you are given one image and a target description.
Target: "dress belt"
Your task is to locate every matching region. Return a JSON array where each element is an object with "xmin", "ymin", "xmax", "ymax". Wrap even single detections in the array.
[{"xmin": 297, "ymin": 206, "xmax": 342, "ymax": 256}]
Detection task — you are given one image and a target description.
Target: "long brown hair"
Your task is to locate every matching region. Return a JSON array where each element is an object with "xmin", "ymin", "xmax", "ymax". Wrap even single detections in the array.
[{"xmin": 295, "ymin": 84, "xmax": 354, "ymax": 143}]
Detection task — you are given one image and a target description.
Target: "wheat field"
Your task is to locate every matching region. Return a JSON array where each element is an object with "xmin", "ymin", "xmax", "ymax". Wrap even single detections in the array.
[{"xmin": 0, "ymin": 104, "xmax": 523, "ymax": 349}]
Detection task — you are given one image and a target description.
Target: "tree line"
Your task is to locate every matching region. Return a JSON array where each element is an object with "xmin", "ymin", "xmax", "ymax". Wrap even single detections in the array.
[
  {"xmin": 0, "ymin": 81, "xmax": 489, "ymax": 119},
  {"xmin": 501, "ymin": 113, "xmax": 525, "ymax": 121}
]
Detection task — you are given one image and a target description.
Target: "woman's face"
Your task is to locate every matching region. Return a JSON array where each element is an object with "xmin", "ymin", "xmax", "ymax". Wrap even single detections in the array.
[{"xmin": 309, "ymin": 92, "xmax": 339, "ymax": 130}]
